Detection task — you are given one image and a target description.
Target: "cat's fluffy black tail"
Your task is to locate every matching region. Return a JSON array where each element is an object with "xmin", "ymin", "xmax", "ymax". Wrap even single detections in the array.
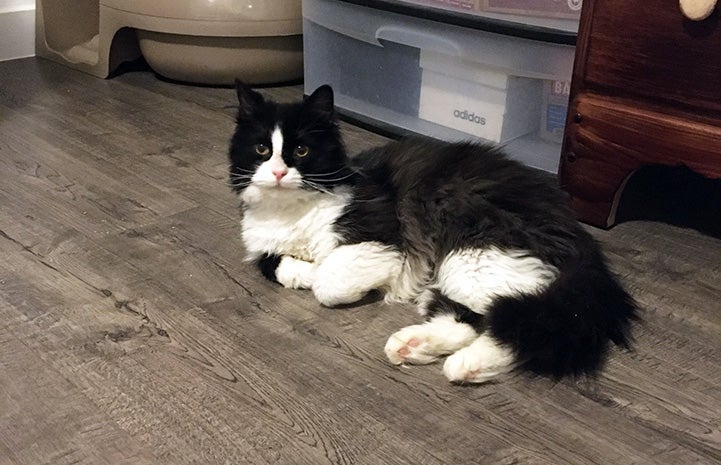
[{"xmin": 486, "ymin": 261, "xmax": 640, "ymax": 378}]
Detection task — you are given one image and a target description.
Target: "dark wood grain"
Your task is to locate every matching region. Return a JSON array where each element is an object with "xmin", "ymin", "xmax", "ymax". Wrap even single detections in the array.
[
  {"xmin": 1, "ymin": 57, "xmax": 721, "ymax": 465},
  {"xmin": 584, "ymin": 0, "xmax": 721, "ymax": 117},
  {"xmin": 561, "ymin": 94, "xmax": 721, "ymax": 226},
  {"xmin": 560, "ymin": 0, "xmax": 721, "ymax": 227}
]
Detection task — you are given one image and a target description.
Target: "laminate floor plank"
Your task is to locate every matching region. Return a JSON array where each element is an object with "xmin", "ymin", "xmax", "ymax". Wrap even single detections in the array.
[
  {"xmin": 0, "ymin": 325, "xmax": 161, "ymax": 465},
  {"xmin": 1, "ymin": 57, "xmax": 720, "ymax": 464},
  {"xmin": 3, "ymin": 229, "xmax": 706, "ymax": 465}
]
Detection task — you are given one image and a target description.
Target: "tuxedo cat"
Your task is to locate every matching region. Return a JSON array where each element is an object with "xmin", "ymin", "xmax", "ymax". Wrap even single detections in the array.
[{"xmin": 229, "ymin": 82, "xmax": 638, "ymax": 383}]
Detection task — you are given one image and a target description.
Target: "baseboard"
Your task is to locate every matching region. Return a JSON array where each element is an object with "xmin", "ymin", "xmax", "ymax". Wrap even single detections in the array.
[{"xmin": 0, "ymin": 5, "xmax": 35, "ymax": 62}]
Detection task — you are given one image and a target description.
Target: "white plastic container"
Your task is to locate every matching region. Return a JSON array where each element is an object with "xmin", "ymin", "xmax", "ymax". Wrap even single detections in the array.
[
  {"xmin": 302, "ymin": 0, "xmax": 577, "ymax": 172},
  {"xmin": 481, "ymin": 0, "xmax": 582, "ymax": 19},
  {"xmin": 396, "ymin": 0, "xmax": 580, "ymax": 32}
]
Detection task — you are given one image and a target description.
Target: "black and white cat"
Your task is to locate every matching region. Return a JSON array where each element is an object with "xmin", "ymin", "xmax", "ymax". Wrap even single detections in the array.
[{"xmin": 229, "ymin": 82, "xmax": 638, "ymax": 384}]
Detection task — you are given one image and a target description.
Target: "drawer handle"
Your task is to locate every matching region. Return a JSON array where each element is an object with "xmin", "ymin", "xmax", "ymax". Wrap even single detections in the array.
[{"xmin": 375, "ymin": 26, "xmax": 461, "ymax": 56}]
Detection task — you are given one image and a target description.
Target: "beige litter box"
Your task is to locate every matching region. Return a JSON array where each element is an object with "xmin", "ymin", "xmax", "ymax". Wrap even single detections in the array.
[{"xmin": 35, "ymin": 0, "xmax": 303, "ymax": 85}]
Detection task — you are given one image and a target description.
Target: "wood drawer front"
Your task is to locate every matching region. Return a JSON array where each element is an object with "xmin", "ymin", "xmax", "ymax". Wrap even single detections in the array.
[
  {"xmin": 561, "ymin": 94, "xmax": 721, "ymax": 226},
  {"xmin": 563, "ymin": 94, "xmax": 721, "ymax": 195},
  {"xmin": 582, "ymin": 0, "xmax": 721, "ymax": 117}
]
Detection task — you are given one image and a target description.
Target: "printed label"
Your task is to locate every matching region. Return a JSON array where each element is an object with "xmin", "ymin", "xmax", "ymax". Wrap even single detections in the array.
[
  {"xmin": 545, "ymin": 103, "xmax": 568, "ymax": 133},
  {"xmin": 551, "ymin": 80, "xmax": 571, "ymax": 96},
  {"xmin": 453, "ymin": 109, "xmax": 487, "ymax": 125}
]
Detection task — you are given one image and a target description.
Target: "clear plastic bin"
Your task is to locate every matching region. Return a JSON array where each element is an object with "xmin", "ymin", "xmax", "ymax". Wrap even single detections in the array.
[
  {"xmin": 302, "ymin": 0, "xmax": 577, "ymax": 172},
  {"xmin": 398, "ymin": 0, "xmax": 582, "ymax": 23}
]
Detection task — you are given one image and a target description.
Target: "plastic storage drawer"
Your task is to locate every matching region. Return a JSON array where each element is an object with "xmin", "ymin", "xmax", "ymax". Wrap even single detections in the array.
[{"xmin": 302, "ymin": 0, "xmax": 577, "ymax": 172}]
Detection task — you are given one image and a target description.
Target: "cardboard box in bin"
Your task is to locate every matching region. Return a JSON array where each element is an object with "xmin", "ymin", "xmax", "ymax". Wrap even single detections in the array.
[
  {"xmin": 481, "ymin": 0, "xmax": 582, "ymax": 19},
  {"xmin": 419, "ymin": 50, "xmax": 542, "ymax": 143},
  {"xmin": 540, "ymin": 80, "xmax": 570, "ymax": 144}
]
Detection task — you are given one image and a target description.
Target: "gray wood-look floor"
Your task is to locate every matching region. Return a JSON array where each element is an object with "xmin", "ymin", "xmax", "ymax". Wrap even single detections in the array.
[{"xmin": 1, "ymin": 57, "xmax": 720, "ymax": 465}]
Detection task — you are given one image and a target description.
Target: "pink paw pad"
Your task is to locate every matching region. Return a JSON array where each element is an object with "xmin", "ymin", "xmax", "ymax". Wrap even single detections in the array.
[{"xmin": 396, "ymin": 338, "xmax": 421, "ymax": 358}]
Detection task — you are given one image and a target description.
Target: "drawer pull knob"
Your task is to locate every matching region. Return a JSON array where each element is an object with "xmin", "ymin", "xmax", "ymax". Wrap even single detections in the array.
[{"xmin": 679, "ymin": 0, "xmax": 717, "ymax": 21}]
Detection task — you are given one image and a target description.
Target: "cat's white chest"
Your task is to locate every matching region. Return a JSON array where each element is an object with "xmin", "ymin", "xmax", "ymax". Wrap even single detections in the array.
[{"xmin": 240, "ymin": 186, "xmax": 350, "ymax": 262}]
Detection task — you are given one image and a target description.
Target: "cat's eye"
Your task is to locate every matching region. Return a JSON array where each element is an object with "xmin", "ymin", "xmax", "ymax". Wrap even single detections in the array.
[
  {"xmin": 294, "ymin": 145, "xmax": 309, "ymax": 158},
  {"xmin": 254, "ymin": 144, "xmax": 270, "ymax": 156}
]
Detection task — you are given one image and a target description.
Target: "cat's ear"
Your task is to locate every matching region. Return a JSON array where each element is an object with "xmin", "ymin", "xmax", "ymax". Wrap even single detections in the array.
[
  {"xmin": 302, "ymin": 85, "xmax": 335, "ymax": 119},
  {"xmin": 235, "ymin": 79, "xmax": 265, "ymax": 120}
]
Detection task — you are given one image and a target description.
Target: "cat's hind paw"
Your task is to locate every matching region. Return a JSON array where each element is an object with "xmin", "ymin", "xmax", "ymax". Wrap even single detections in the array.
[
  {"xmin": 384, "ymin": 316, "xmax": 478, "ymax": 365},
  {"xmin": 442, "ymin": 335, "xmax": 517, "ymax": 384},
  {"xmin": 385, "ymin": 330, "xmax": 437, "ymax": 365}
]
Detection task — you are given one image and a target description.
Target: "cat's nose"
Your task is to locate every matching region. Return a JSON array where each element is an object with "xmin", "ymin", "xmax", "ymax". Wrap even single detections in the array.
[{"xmin": 273, "ymin": 169, "xmax": 288, "ymax": 181}]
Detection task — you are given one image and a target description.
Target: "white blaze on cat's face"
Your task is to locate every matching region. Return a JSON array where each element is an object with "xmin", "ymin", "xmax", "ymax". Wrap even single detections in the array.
[{"xmin": 252, "ymin": 125, "xmax": 303, "ymax": 189}]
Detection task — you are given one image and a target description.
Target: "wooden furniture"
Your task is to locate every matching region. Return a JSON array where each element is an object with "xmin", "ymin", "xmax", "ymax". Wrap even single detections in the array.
[{"xmin": 559, "ymin": 0, "xmax": 721, "ymax": 228}]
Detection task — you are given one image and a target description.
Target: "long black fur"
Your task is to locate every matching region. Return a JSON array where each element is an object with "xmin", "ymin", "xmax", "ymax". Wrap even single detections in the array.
[
  {"xmin": 425, "ymin": 289, "xmax": 486, "ymax": 330},
  {"xmin": 229, "ymin": 83, "xmax": 639, "ymax": 379},
  {"xmin": 341, "ymin": 138, "xmax": 639, "ymax": 378},
  {"xmin": 257, "ymin": 253, "xmax": 282, "ymax": 283}
]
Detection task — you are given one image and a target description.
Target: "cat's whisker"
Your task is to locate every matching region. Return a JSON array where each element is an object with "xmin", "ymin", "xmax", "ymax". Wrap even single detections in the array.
[
  {"xmin": 315, "ymin": 165, "xmax": 366, "ymax": 177},
  {"xmin": 230, "ymin": 168, "xmax": 257, "ymax": 174},
  {"xmin": 302, "ymin": 180, "xmax": 337, "ymax": 196},
  {"xmin": 300, "ymin": 166, "xmax": 349, "ymax": 177},
  {"xmin": 342, "ymin": 196, "xmax": 386, "ymax": 204},
  {"xmin": 336, "ymin": 165, "xmax": 368, "ymax": 178},
  {"xmin": 301, "ymin": 180, "xmax": 327, "ymax": 191},
  {"xmin": 227, "ymin": 174, "xmax": 253, "ymax": 183},
  {"xmin": 229, "ymin": 183, "xmax": 252, "ymax": 187},
  {"xmin": 297, "ymin": 128, "xmax": 328, "ymax": 137},
  {"xmin": 305, "ymin": 170, "xmax": 352, "ymax": 178},
  {"xmin": 305, "ymin": 172, "xmax": 356, "ymax": 183}
]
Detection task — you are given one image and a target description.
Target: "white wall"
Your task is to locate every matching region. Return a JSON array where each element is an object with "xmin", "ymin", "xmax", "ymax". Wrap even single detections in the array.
[
  {"xmin": 0, "ymin": 0, "xmax": 36, "ymax": 62},
  {"xmin": 0, "ymin": 0, "xmax": 34, "ymax": 9}
]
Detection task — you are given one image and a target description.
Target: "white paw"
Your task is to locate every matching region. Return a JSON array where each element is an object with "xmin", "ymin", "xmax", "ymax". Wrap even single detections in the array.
[
  {"xmin": 443, "ymin": 335, "xmax": 517, "ymax": 384},
  {"xmin": 276, "ymin": 256, "xmax": 315, "ymax": 289},
  {"xmin": 312, "ymin": 281, "xmax": 365, "ymax": 307},
  {"xmin": 312, "ymin": 242, "xmax": 402, "ymax": 307},
  {"xmin": 385, "ymin": 326, "xmax": 441, "ymax": 365},
  {"xmin": 385, "ymin": 316, "xmax": 478, "ymax": 365}
]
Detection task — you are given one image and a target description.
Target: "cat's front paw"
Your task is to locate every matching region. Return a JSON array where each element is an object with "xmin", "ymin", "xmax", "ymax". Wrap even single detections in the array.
[{"xmin": 276, "ymin": 256, "xmax": 315, "ymax": 289}]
